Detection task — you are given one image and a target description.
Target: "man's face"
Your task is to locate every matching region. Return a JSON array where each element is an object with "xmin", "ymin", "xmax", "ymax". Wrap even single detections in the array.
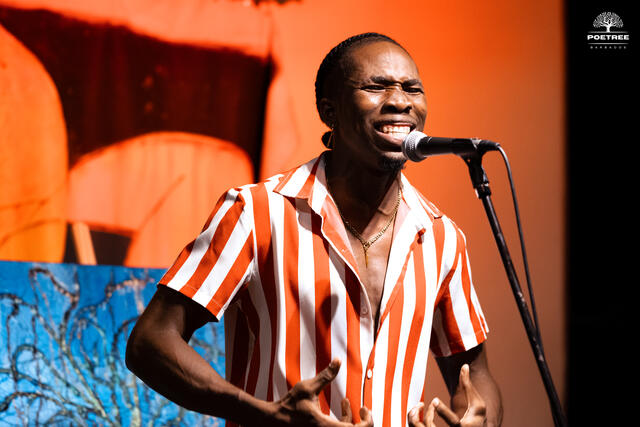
[{"xmin": 332, "ymin": 41, "xmax": 427, "ymax": 172}]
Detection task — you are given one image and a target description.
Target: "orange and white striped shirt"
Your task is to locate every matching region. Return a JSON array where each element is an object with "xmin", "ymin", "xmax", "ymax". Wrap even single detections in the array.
[{"xmin": 159, "ymin": 153, "xmax": 488, "ymax": 427}]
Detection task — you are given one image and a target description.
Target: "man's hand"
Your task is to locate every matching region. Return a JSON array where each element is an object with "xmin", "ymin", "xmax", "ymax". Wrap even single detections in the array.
[
  {"xmin": 266, "ymin": 359, "xmax": 373, "ymax": 427},
  {"xmin": 407, "ymin": 364, "xmax": 487, "ymax": 427}
]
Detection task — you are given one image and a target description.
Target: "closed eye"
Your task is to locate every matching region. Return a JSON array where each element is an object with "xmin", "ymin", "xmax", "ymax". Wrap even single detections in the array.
[
  {"xmin": 404, "ymin": 86, "xmax": 424, "ymax": 94},
  {"xmin": 362, "ymin": 84, "xmax": 386, "ymax": 92}
]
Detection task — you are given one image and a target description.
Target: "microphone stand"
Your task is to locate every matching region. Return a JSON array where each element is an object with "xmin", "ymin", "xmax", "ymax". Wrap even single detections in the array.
[{"xmin": 461, "ymin": 151, "xmax": 567, "ymax": 427}]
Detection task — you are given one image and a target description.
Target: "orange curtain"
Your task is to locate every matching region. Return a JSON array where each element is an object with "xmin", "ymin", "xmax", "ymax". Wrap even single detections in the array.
[
  {"xmin": 0, "ymin": 24, "xmax": 67, "ymax": 262},
  {"xmin": 67, "ymin": 132, "xmax": 254, "ymax": 268},
  {"xmin": 0, "ymin": 0, "xmax": 299, "ymax": 265}
]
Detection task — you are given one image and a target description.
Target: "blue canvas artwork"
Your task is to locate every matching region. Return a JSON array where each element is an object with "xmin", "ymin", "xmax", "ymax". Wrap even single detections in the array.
[{"xmin": 0, "ymin": 261, "xmax": 225, "ymax": 426}]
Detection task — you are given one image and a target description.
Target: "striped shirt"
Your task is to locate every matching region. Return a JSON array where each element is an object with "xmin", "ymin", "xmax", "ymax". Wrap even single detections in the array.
[{"xmin": 159, "ymin": 153, "xmax": 488, "ymax": 426}]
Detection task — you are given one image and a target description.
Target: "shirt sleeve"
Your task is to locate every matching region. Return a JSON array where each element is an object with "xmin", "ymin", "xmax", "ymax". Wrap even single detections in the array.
[
  {"xmin": 430, "ymin": 221, "xmax": 489, "ymax": 357},
  {"xmin": 158, "ymin": 187, "xmax": 255, "ymax": 321}
]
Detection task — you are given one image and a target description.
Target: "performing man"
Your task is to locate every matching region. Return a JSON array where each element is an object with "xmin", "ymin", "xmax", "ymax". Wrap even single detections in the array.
[{"xmin": 126, "ymin": 32, "xmax": 503, "ymax": 427}]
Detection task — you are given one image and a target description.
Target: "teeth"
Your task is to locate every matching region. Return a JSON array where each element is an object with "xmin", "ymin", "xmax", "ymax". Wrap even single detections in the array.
[{"xmin": 381, "ymin": 125, "xmax": 410, "ymax": 135}]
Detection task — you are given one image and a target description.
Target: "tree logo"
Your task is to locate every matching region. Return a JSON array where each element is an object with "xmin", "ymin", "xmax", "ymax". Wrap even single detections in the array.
[
  {"xmin": 587, "ymin": 12, "xmax": 630, "ymax": 49},
  {"xmin": 593, "ymin": 12, "xmax": 623, "ymax": 32}
]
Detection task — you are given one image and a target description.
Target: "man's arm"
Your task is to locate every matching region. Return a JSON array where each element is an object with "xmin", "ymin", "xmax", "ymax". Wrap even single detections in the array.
[
  {"xmin": 407, "ymin": 343, "xmax": 502, "ymax": 427},
  {"xmin": 125, "ymin": 286, "xmax": 373, "ymax": 426},
  {"xmin": 125, "ymin": 286, "xmax": 268, "ymax": 424}
]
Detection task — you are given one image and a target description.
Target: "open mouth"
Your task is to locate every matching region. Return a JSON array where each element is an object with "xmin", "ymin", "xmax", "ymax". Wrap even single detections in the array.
[
  {"xmin": 380, "ymin": 124, "xmax": 411, "ymax": 137},
  {"xmin": 375, "ymin": 123, "xmax": 413, "ymax": 146}
]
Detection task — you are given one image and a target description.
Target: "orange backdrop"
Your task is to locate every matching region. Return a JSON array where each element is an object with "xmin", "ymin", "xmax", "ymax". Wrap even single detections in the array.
[
  {"xmin": 0, "ymin": 0, "xmax": 565, "ymax": 425},
  {"xmin": 268, "ymin": 3, "xmax": 565, "ymax": 426}
]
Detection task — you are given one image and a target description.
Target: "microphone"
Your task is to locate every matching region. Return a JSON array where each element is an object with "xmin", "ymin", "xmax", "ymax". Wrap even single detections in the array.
[{"xmin": 402, "ymin": 130, "xmax": 500, "ymax": 162}]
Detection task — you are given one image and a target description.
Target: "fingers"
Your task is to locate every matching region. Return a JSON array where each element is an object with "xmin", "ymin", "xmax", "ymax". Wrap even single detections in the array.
[
  {"xmin": 459, "ymin": 364, "xmax": 486, "ymax": 418},
  {"xmin": 341, "ymin": 398, "xmax": 352, "ymax": 422},
  {"xmin": 409, "ymin": 399, "xmax": 459, "ymax": 427},
  {"xmin": 431, "ymin": 398, "xmax": 461, "ymax": 426},
  {"xmin": 356, "ymin": 406, "xmax": 374, "ymax": 427},
  {"xmin": 460, "ymin": 364, "xmax": 474, "ymax": 396},
  {"xmin": 408, "ymin": 402, "xmax": 425, "ymax": 427},
  {"xmin": 317, "ymin": 404, "xmax": 372, "ymax": 427},
  {"xmin": 308, "ymin": 358, "xmax": 341, "ymax": 395},
  {"xmin": 425, "ymin": 400, "xmax": 437, "ymax": 427},
  {"xmin": 429, "ymin": 365, "xmax": 487, "ymax": 426},
  {"xmin": 339, "ymin": 399, "xmax": 373, "ymax": 427}
]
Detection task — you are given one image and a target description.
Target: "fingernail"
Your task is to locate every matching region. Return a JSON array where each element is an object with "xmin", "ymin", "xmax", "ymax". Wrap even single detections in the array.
[{"xmin": 432, "ymin": 397, "xmax": 440, "ymax": 407}]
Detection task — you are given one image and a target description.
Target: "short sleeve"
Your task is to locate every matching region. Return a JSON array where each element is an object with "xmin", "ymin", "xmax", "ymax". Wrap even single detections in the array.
[
  {"xmin": 158, "ymin": 187, "xmax": 255, "ymax": 321},
  {"xmin": 430, "ymin": 221, "xmax": 489, "ymax": 357}
]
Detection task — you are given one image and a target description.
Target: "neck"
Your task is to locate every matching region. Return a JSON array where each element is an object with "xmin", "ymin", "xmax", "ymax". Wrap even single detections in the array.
[{"xmin": 325, "ymin": 151, "xmax": 401, "ymax": 231}]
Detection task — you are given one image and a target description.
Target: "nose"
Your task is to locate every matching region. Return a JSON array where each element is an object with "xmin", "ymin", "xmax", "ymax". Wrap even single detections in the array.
[{"xmin": 382, "ymin": 86, "xmax": 411, "ymax": 113}]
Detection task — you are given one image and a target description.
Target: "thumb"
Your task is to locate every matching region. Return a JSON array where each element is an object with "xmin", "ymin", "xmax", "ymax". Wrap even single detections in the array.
[
  {"xmin": 308, "ymin": 358, "xmax": 341, "ymax": 395},
  {"xmin": 460, "ymin": 364, "xmax": 476, "ymax": 397},
  {"xmin": 459, "ymin": 364, "xmax": 486, "ymax": 414}
]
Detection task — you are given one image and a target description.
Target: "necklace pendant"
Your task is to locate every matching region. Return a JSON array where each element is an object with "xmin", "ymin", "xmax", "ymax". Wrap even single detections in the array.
[
  {"xmin": 330, "ymin": 183, "xmax": 402, "ymax": 271},
  {"xmin": 362, "ymin": 242, "xmax": 372, "ymax": 267}
]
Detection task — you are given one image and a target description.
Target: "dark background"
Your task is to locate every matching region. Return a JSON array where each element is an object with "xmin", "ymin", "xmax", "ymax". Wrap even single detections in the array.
[{"xmin": 567, "ymin": 0, "xmax": 634, "ymax": 424}]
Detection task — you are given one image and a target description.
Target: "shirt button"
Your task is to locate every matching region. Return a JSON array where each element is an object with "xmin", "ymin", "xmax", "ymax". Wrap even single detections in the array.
[
  {"xmin": 361, "ymin": 305, "xmax": 369, "ymax": 315},
  {"xmin": 366, "ymin": 369, "xmax": 373, "ymax": 379}
]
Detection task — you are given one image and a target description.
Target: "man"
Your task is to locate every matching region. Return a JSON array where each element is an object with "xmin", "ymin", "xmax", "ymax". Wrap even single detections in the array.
[{"xmin": 126, "ymin": 33, "xmax": 503, "ymax": 427}]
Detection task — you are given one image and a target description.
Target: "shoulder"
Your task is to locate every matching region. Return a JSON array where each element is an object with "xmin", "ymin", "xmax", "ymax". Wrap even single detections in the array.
[
  {"xmin": 402, "ymin": 174, "xmax": 467, "ymax": 237},
  {"xmin": 221, "ymin": 155, "xmax": 323, "ymax": 207},
  {"xmin": 401, "ymin": 174, "xmax": 445, "ymax": 219}
]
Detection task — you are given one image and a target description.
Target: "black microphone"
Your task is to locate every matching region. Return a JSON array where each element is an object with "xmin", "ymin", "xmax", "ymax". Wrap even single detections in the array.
[{"xmin": 402, "ymin": 130, "xmax": 500, "ymax": 162}]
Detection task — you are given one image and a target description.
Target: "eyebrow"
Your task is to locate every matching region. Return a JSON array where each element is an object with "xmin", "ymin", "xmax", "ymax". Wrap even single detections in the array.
[{"xmin": 369, "ymin": 76, "xmax": 423, "ymax": 86}]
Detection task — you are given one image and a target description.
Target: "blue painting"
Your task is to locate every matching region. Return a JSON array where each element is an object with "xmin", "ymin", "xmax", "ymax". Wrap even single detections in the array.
[{"xmin": 0, "ymin": 261, "xmax": 225, "ymax": 426}]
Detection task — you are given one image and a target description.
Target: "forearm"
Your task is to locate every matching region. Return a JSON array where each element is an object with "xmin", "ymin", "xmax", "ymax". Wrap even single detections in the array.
[
  {"xmin": 476, "ymin": 373, "xmax": 502, "ymax": 427},
  {"xmin": 126, "ymin": 324, "xmax": 270, "ymax": 425}
]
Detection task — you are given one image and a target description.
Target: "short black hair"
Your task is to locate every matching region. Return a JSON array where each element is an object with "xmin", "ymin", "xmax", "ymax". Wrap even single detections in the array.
[
  {"xmin": 314, "ymin": 33, "xmax": 404, "ymax": 147},
  {"xmin": 314, "ymin": 32, "xmax": 403, "ymax": 116}
]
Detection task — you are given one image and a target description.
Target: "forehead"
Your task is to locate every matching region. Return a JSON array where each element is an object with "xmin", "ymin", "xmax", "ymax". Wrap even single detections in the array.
[{"xmin": 342, "ymin": 41, "xmax": 420, "ymax": 83}]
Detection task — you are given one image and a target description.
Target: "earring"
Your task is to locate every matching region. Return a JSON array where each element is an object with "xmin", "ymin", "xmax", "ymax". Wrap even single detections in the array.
[
  {"xmin": 321, "ymin": 124, "xmax": 335, "ymax": 149},
  {"xmin": 328, "ymin": 124, "xmax": 335, "ymax": 149}
]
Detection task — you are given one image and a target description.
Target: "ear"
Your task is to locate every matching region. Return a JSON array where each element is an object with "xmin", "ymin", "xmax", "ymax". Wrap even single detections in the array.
[{"xmin": 318, "ymin": 97, "xmax": 336, "ymax": 128}]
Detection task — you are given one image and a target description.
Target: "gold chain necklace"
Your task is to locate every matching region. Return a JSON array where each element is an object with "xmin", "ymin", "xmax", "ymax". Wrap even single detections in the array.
[{"xmin": 329, "ymin": 181, "xmax": 401, "ymax": 267}]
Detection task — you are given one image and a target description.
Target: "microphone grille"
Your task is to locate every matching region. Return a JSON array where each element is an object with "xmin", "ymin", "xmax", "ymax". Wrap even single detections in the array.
[{"xmin": 402, "ymin": 130, "xmax": 427, "ymax": 162}]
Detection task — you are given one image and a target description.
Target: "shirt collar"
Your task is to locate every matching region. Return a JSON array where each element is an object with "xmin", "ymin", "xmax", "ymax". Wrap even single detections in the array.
[{"xmin": 273, "ymin": 151, "xmax": 442, "ymax": 230}]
